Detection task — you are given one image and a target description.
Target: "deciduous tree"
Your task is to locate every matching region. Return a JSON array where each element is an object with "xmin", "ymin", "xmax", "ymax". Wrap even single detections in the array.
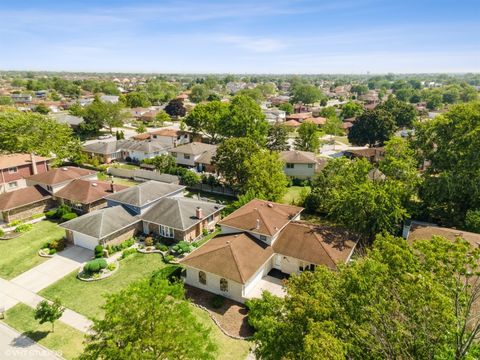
[
  {"xmin": 348, "ymin": 109, "xmax": 396, "ymax": 147},
  {"xmin": 295, "ymin": 122, "xmax": 320, "ymax": 152}
]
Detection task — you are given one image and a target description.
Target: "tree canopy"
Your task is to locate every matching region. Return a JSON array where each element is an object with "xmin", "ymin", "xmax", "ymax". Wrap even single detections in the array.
[
  {"xmin": 295, "ymin": 122, "xmax": 320, "ymax": 152},
  {"xmin": 184, "ymin": 101, "xmax": 229, "ymax": 143},
  {"xmin": 291, "ymin": 84, "xmax": 324, "ymax": 105},
  {"xmin": 348, "ymin": 109, "xmax": 396, "ymax": 147},
  {"xmin": 266, "ymin": 124, "xmax": 290, "ymax": 151}
]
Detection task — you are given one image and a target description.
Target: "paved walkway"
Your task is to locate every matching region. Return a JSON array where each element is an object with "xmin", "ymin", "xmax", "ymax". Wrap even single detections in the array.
[
  {"xmin": 0, "ymin": 322, "xmax": 63, "ymax": 360},
  {"xmin": 0, "ymin": 246, "xmax": 94, "ymax": 333}
]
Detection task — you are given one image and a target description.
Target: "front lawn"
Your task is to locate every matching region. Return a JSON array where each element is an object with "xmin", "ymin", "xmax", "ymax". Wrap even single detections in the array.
[
  {"xmin": 0, "ymin": 220, "xmax": 64, "ymax": 279},
  {"xmin": 2, "ymin": 303, "xmax": 85, "ymax": 360},
  {"xmin": 191, "ymin": 306, "xmax": 251, "ymax": 360},
  {"xmin": 40, "ymin": 252, "xmax": 166, "ymax": 319},
  {"xmin": 282, "ymin": 186, "xmax": 311, "ymax": 205}
]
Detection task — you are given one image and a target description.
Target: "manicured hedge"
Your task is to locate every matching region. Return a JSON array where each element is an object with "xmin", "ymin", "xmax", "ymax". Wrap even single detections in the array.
[{"xmin": 84, "ymin": 259, "xmax": 107, "ymax": 274}]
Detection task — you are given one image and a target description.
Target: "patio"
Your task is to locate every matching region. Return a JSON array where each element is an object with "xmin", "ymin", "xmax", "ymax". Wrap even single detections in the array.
[{"xmin": 245, "ymin": 275, "xmax": 286, "ymax": 299}]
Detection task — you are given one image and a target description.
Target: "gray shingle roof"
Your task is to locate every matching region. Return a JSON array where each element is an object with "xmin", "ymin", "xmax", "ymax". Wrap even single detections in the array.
[
  {"xmin": 51, "ymin": 113, "xmax": 84, "ymax": 126},
  {"xmin": 170, "ymin": 142, "xmax": 217, "ymax": 156},
  {"xmin": 83, "ymin": 140, "xmax": 169, "ymax": 155},
  {"xmin": 142, "ymin": 197, "xmax": 223, "ymax": 230},
  {"xmin": 60, "ymin": 206, "xmax": 139, "ymax": 239},
  {"xmin": 83, "ymin": 141, "xmax": 119, "ymax": 155},
  {"xmin": 105, "ymin": 180, "xmax": 185, "ymax": 207}
]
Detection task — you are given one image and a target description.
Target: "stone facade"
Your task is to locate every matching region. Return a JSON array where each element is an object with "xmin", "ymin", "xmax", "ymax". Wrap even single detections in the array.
[
  {"xmin": 1, "ymin": 198, "xmax": 55, "ymax": 223},
  {"xmin": 100, "ymin": 222, "xmax": 142, "ymax": 247}
]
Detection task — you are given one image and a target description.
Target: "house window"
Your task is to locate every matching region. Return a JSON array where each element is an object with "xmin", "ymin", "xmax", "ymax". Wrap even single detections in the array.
[
  {"xmin": 8, "ymin": 167, "xmax": 18, "ymax": 174},
  {"xmin": 220, "ymin": 278, "xmax": 228, "ymax": 292},
  {"xmin": 286, "ymin": 163, "xmax": 294, "ymax": 169},
  {"xmin": 207, "ymin": 214, "xmax": 214, "ymax": 224},
  {"xmin": 307, "ymin": 163, "xmax": 313, "ymax": 168},
  {"xmin": 184, "ymin": 154, "xmax": 191, "ymax": 160},
  {"xmin": 199, "ymin": 271, "xmax": 206, "ymax": 285},
  {"xmin": 160, "ymin": 225, "xmax": 174, "ymax": 238},
  {"xmin": 8, "ymin": 181, "xmax": 18, "ymax": 189},
  {"xmin": 47, "ymin": 185, "xmax": 53, "ymax": 192},
  {"xmin": 260, "ymin": 235, "xmax": 267, "ymax": 242}
]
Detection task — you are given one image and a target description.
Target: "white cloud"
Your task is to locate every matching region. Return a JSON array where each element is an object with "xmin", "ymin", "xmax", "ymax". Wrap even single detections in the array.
[{"xmin": 217, "ymin": 35, "xmax": 287, "ymax": 53}]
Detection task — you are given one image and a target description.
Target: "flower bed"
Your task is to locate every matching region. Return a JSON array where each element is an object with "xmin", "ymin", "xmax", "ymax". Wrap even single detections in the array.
[
  {"xmin": 38, "ymin": 248, "xmax": 56, "ymax": 258},
  {"xmin": 77, "ymin": 260, "xmax": 119, "ymax": 282}
]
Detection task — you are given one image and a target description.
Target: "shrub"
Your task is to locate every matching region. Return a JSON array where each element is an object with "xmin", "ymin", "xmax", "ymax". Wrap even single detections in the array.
[
  {"xmin": 8, "ymin": 219, "xmax": 23, "ymax": 227},
  {"xmin": 202, "ymin": 228, "xmax": 209, "ymax": 236},
  {"xmin": 121, "ymin": 248, "xmax": 137, "ymax": 259},
  {"xmin": 0, "ymin": 228, "xmax": 4, "ymax": 237},
  {"xmin": 14, "ymin": 224, "xmax": 33, "ymax": 233},
  {"xmin": 45, "ymin": 209, "xmax": 57, "ymax": 219},
  {"xmin": 151, "ymin": 265, "xmax": 181, "ymax": 283},
  {"xmin": 94, "ymin": 245, "xmax": 104, "ymax": 259},
  {"xmin": 49, "ymin": 248, "xmax": 57, "ymax": 255},
  {"xmin": 145, "ymin": 236, "xmax": 154, "ymax": 247},
  {"xmin": 55, "ymin": 204, "xmax": 72, "ymax": 219},
  {"xmin": 61, "ymin": 212, "xmax": 77, "ymax": 222},
  {"xmin": 48, "ymin": 238, "xmax": 66, "ymax": 252},
  {"xmin": 156, "ymin": 244, "xmax": 168, "ymax": 252},
  {"xmin": 84, "ymin": 258, "xmax": 107, "ymax": 274},
  {"xmin": 210, "ymin": 295, "xmax": 225, "ymax": 309},
  {"xmin": 107, "ymin": 263, "xmax": 116, "ymax": 271},
  {"xmin": 164, "ymin": 255, "xmax": 174, "ymax": 263},
  {"xmin": 172, "ymin": 241, "xmax": 192, "ymax": 254}
]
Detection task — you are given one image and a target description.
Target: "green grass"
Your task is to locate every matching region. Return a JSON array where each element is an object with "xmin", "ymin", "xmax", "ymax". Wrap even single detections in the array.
[
  {"xmin": 282, "ymin": 186, "xmax": 311, "ymax": 205},
  {"xmin": 110, "ymin": 176, "xmax": 140, "ymax": 187},
  {"xmin": 185, "ymin": 190, "xmax": 236, "ymax": 206},
  {"xmin": 334, "ymin": 135, "xmax": 351, "ymax": 145},
  {"xmin": 195, "ymin": 228, "xmax": 221, "ymax": 247},
  {"xmin": 40, "ymin": 253, "xmax": 166, "ymax": 319},
  {"xmin": 191, "ymin": 306, "xmax": 251, "ymax": 360},
  {"xmin": 110, "ymin": 163, "xmax": 140, "ymax": 170},
  {"xmin": 0, "ymin": 221, "xmax": 64, "ymax": 279},
  {"xmin": 2, "ymin": 303, "xmax": 85, "ymax": 360}
]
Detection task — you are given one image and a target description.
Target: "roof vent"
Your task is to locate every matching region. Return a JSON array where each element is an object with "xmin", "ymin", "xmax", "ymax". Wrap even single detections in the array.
[
  {"xmin": 267, "ymin": 203, "xmax": 274, "ymax": 208},
  {"xmin": 256, "ymin": 219, "xmax": 260, "ymax": 230},
  {"xmin": 92, "ymin": 183, "xmax": 97, "ymax": 187},
  {"xmin": 62, "ymin": 167, "xmax": 68, "ymax": 171}
]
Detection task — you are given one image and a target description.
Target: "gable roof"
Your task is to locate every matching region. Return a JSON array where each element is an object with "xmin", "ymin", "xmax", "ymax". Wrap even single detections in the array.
[
  {"xmin": 142, "ymin": 197, "xmax": 223, "ymax": 230},
  {"xmin": 50, "ymin": 113, "xmax": 84, "ymax": 126},
  {"xmin": 54, "ymin": 179, "xmax": 127, "ymax": 205},
  {"xmin": 0, "ymin": 153, "xmax": 51, "ymax": 170},
  {"xmin": 180, "ymin": 233, "xmax": 274, "ymax": 284},
  {"xmin": 83, "ymin": 140, "xmax": 169, "ymax": 155},
  {"xmin": 0, "ymin": 185, "xmax": 51, "ymax": 211},
  {"xmin": 219, "ymin": 199, "xmax": 303, "ymax": 236},
  {"xmin": 273, "ymin": 222, "xmax": 359, "ymax": 269},
  {"xmin": 283, "ymin": 119, "xmax": 301, "ymax": 127},
  {"xmin": 303, "ymin": 117, "xmax": 327, "ymax": 126},
  {"xmin": 195, "ymin": 147, "xmax": 217, "ymax": 165},
  {"xmin": 105, "ymin": 180, "xmax": 185, "ymax": 207},
  {"xmin": 83, "ymin": 141, "xmax": 119, "ymax": 155},
  {"xmin": 280, "ymin": 150, "xmax": 317, "ymax": 164},
  {"xmin": 27, "ymin": 167, "xmax": 96, "ymax": 185},
  {"xmin": 60, "ymin": 206, "xmax": 139, "ymax": 239},
  {"xmin": 150, "ymin": 129, "xmax": 189, "ymax": 137},
  {"xmin": 171, "ymin": 142, "xmax": 217, "ymax": 156}
]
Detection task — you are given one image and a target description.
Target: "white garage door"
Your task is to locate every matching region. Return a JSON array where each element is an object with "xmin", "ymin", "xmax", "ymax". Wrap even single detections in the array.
[{"xmin": 73, "ymin": 232, "xmax": 98, "ymax": 250}]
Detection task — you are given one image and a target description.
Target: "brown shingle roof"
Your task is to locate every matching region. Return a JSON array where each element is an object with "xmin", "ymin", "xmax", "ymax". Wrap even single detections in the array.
[
  {"xmin": 286, "ymin": 112, "xmax": 312, "ymax": 120},
  {"xmin": 180, "ymin": 233, "xmax": 274, "ymax": 284},
  {"xmin": 280, "ymin": 150, "xmax": 317, "ymax": 164},
  {"xmin": 274, "ymin": 222, "xmax": 359, "ymax": 269},
  {"xmin": 408, "ymin": 224, "xmax": 480, "ymax": 248},
  {"xmin": 132, "ymin": 133, "xmax": 151, "ymax": 140},
  {"xmin": 150, "ymin": 129, "xmax": 189, "ymax": 137},
  {"xmin": 219, "ymin": 199, "xmax": 303, "ymax": 236},
  {"xmin": 303, "ymin": 117, "xmax": 327, "ymax": 126},
  {"xmin": 54, "ymin": 179, "xmax": 127, "ymax": 205},
  {"xmin": 283, "ymin": 119, "xmax": 301, "ymax": 127},
  {"xmin": 0, "ymin": 185, "xmax": 51, "ymax": 211},
  {"xmin": 27, "ymin": 167, "xmax": 96, "ymax": 185},
  {"xmin": 0, "ymin": 153, "xmax": 51, "ymax": 170}
]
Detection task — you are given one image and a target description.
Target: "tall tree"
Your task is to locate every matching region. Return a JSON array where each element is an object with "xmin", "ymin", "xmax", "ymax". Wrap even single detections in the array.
[
  {"xmin": 220, "ymin": 95, "xmax": 269, "ymax": 144},
  {"xmin": 291, "ymin": 84, "xmax": 323, "ymax": 105},
  {"xmin": 377, "ymin": 96, "xmax": 417, "ymax": 128},
  {"xmin": 125, "ymin": 92, "xmax": 151, "ymax": 108},
  {"xmin": 79, "ymin": 278, "xmax": 216, "ymax": 359},
  {"xmin": 266, "ymin": 124, "xmax": 290, "ymax": 151},
  {"xmin": 278, "ymin": 102, "xmax": 294, "ymax": 115},
  {"xmin": 189, "ymin": 84, "xmax": 209, "ymax": 103},
  {"xmin": 164, "ymin": 98, "xmax": 186, "ymax": 118},
  {"xmin": 34, "ymin": 299, "xmax": 64, "ymax": 332},
  {"xmin": 184, "ymin": 101, "xmax": 229, "ymax": 143},
  {"xmin": 213, "ymin": 137, "xmax": 260, "ymax": 189},
  {"xmin": 295, "ymin": 122, "xmax": 320, "ymax": 152},
  {"xmin": 340, "ymin": 101, "xmax": 364, "ymax": 119},
  {"xmin": 80, "ymin": 97, "xmax": 127, "ymax": 134},
  {"xmin": 348, "ymin": 109, "xmax": 396, "ymax": 147}
]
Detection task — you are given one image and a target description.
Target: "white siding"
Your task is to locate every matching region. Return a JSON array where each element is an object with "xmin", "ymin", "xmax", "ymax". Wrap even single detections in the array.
[
  {"xmin": 284, "ymin": 163, "xmax": 316, "ymax": 179},
  {"xmin": 243, "ymin": 259, "xmax": 273, "ymax": 296}
]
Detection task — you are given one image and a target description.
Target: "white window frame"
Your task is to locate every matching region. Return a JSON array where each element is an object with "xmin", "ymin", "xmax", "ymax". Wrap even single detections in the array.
[
  {"xmin": 8, "ymin": 167, "xmax": 18, "ymax": 174},
  {"xmin": 184, "ymin": 154, "xmax": 191, "ymax": 160},
  {"xmin": 286, "ymin": 163, "xmax": 294, "ymax": 169},
  {"xmin": 8, "ymin": 181, "xmax": 18, "ymax": 189},
  {"xmin": 160, "ymin": 225, "xmax": 174, "ymax": 238}
]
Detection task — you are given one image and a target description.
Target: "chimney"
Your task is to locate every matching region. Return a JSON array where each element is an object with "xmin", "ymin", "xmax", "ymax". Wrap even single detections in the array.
[
  {"xmin": 30, "ymin": 153, "xmax": 38, "ymax": 175},
  {"xmin": 256, "ymin": 219, "xmax": 260, "ymax": 230},
  {"xmin": 110, "ymin": 180, "xmax": 116, "ymax": 193},
  {"xmin": 196, "ymin": 207, "xmax": 203, "ymax": 219}
]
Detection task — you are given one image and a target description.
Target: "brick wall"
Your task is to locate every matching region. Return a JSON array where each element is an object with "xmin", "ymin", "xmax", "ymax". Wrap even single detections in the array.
[
  {"xmin": 100, "ymin": 222, "xmax": 141, "ymax": 246},
  {"xmin": 2, "ymin": 198, "xmax": 55, "ymax": 223}
]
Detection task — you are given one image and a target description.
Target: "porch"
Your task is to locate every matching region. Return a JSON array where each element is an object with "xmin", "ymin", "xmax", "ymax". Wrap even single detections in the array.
[{"xmin": 244, "ymin": 275, "xmax": 286, "ymax": 299}]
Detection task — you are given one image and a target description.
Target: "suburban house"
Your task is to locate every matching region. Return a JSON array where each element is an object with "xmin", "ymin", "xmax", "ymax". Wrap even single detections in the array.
[
  {"xmin": 279, "ymin": 150, "xmax": 327, "ymax": 180},
  {"xmin": 404, "ymin": 221, "xmax": 480, "ymax": 247},
  {"xmin": 0, "ymin": 153, "xmax": 51, "ymax": 193},
  {"xmin": 105, "ymin": 180, "xmax": 185, "ymax": 215},
  {"xmin": 263, "ymin": 108, "xmax": 286, "ymax": 124},
  {"xmin": 142, "ymin": 197, "xmax": 223, "ymax": 242},
  {"xmin": 62, "ymin": 206, "xmax": 142, "ymax": 250},
  {"xmin": 26, "ymin": 166, "xmax": 97, "ymax": 194},
  {"xmin": 286, "ymin": 112, "xmax": 312, "ymax": 122},
  {"xmin": 83, "ymin": 140, "xmax": 170, "ymax": 164},
  {"xmin": 60, "ymin": 180, "xmax": 222, "ymax": 250},
  {"xmin": 54, "ymin": 179, "xmax": 127, "ymax": 214},
  {"xmin": 11, "ymin": 94, "xmax": 32, "ymax": 103},
  {"xmin": 181, "ymin": 199, "xmax": 359, "ymax": 303},
  {"xmin": 150, "ymin": 129, "xmax": 192, "ymax": 148},
  {"xmin": 50, "ymin": 112, "xmax": 84, "ymax": 129},
  {"xmin": 0, "ymin": 185, "xmax": 54, "ymax": 223},
  {"xmin": 194, "ymin": 146, "xmax": 217, "ymax": 173},
  {"xmin": 344, "ymin": 147, "xmax": 385, "ymax": 163},
  {"xmin": 303, "ymin": 116, "xmax": 327, "ymax": 127},
  {"xmin": 170, "ymin": 142, "xmax": 217, "ymax": 168}
]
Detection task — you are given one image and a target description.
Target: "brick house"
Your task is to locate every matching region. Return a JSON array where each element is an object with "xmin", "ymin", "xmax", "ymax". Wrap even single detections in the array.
[
  {"xmin": 0, "ymin": 153, "xmax": 51, "ymax": 194},
  {"xmin": 0, "ymin": 185, "xmax": 55, "ymax": 223}
]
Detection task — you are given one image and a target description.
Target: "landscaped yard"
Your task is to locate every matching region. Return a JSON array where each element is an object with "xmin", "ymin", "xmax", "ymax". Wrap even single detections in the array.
[
  {"xmin": 0, "ymin": 220, "xmax": 64, "ymax": 279},
  {"xmin": 2, "ymin": 303, "xmax": 85, "ymax": 360},
  {"xmin": 282, "ymin": 186, "xmax": 311, "ymax": 205},
  {"xmin": 40, "ymin": 252, "xmax": 166, "ymax": 319}
]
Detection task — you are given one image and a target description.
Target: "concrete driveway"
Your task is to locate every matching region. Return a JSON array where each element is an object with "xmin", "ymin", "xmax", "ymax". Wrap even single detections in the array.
[
  {"xmin": 0, "ymin": 322, "xmax": 62, "ymax": 360},
  {"xmin": 10, "ymin": 246, "xmax": 92, "ymax": 293}
]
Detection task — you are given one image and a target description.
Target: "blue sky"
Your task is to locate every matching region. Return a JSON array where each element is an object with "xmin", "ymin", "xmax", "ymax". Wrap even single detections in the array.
[{"xmin": 0, "ymin": 0, "xmax": 479, "ymax": 73}]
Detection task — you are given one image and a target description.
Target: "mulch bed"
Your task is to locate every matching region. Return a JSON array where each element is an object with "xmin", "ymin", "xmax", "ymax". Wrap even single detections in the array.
[{"xmin": 185, "ymin": 285, "xmax": 253, "ymax": 338}]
